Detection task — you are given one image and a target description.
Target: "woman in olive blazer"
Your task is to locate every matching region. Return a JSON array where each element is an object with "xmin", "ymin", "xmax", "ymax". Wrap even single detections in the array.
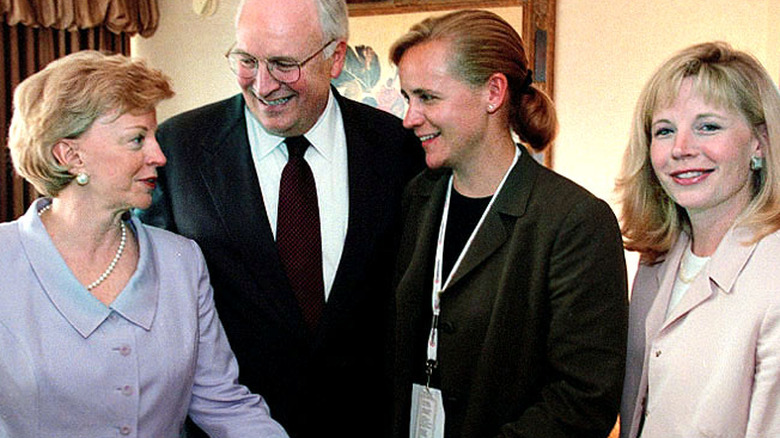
[
  {"xmin": 389, "ymin": 12, "xmax": 627, "ymax": 438},
  {"xmin": 393, "ymin": 150, "xmax": 628, "ymax": 437}
]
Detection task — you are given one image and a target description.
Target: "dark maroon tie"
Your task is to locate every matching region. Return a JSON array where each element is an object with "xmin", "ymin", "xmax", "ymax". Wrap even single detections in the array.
[{"xmin": 277, "ymin": 136, "xmax": 324, "ymax": 331}]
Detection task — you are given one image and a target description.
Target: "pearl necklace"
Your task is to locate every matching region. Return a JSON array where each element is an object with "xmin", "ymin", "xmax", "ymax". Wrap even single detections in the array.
[
  {"xmin": 677, "ymin": 264, "xmax": 698, "ymax": 284},
  {"xmin": 38, "ymin": 204, "xmax": 128, "ymax": 291}
]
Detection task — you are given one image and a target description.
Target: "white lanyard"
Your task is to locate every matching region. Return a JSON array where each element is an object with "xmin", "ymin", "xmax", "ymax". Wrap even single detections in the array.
[{"xmin": 425, "ymin": 146, "xmax": 520, "ymax": 386}]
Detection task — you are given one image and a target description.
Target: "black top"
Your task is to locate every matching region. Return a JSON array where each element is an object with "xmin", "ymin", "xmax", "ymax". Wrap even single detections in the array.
[{"xmin": 442, "ymin": 188, "xmax": 492, "ymax": 279}]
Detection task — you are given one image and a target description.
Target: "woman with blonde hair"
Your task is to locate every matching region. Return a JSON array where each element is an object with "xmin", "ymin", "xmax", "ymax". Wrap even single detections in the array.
[
  {"xmin": 618, "ymin": 41, "xmax": 780, "ymax": 437},
  {"xmin": 391, "ymin": 10, "xmax": 628, "ymax": 437},
  {"xmin": 0, "ymin": 51, "xmax": 287, "ymax": 437}
]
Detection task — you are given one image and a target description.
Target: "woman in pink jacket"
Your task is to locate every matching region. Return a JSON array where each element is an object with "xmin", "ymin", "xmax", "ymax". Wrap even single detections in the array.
[{"xmin": 617, "ymin": 41, "xmax": 780, "ymax": 437}]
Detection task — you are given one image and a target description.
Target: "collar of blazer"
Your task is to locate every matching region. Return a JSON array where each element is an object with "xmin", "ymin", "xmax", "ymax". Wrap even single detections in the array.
[
  {"xmin": 651, "ymin": 226, "xmax": 759, "ymax": 334},
  {"xmin": 411, "ymin": 148, "xmax": 538, "ymax": 220},
  {"xmin": 660, "ymin": 226, "xmax": 758, "ymax": 295},
  {"xmin": 408, "ymin": 149, "xmax": 541, "ymax": 290}
]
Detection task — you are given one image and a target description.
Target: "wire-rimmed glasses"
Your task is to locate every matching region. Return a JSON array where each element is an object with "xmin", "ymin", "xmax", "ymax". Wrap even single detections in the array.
[{"xmin": 225, "ymin": 39, "xmax": 336, "ymax": 84}]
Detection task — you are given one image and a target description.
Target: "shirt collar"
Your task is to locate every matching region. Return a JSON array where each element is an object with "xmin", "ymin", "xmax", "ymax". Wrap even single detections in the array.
[
  {"xmin": 19, "ymin": 199, "xmax": 158, "ymax": 338},
  {"xmin": 246, "ymin": 88, "xmax": 339, "ymax": 162}
]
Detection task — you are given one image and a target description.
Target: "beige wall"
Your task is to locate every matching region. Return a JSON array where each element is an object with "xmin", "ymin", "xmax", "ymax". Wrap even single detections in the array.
[
  {"xmin": 555, "ymin": 0, "xmax": 776, "ymax": 201},
  {"xmin": 132, "ymin": 0, "xmax": 779, "ymax": 280},
  {"xmin": 131, "ymin": 0, "xmax": 241, "ymax": 121},
  {"xmin": 553, "ymin": 0, "xmax": 777, "ymax": 276}
]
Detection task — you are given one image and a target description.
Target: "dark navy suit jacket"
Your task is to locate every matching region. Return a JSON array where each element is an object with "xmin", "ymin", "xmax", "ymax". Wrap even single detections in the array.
[{"xmin": 140, "ymin": 90, "xmax": 423, "ymax": 437}]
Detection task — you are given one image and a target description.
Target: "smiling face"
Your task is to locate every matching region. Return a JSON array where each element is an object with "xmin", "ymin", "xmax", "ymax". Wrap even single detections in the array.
[
  {"xmin": 398, "ymin": 40, "xmax": 490, "ymax": 173},
  {"xmin": 650, "ymin": 78, "xmax": 762, "ymax": 224},
  {"xmin": 68, "ymin": 110, "xmax": 165, "ymax": 211},
  {"xmin": 234, "ymin": 0, "xmax": 345, "ymax": 137}
]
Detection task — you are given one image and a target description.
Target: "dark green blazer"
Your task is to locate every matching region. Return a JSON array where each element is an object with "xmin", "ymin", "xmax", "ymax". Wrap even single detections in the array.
[{"xmin": 393, "ymin": 150, "xmax": 628, "ymax": 438}]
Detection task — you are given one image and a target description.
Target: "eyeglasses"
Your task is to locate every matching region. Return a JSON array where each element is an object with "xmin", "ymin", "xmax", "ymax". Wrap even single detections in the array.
[{"xmin": 226, "ymin": 39, "xmax": 336, "ymax": 84}]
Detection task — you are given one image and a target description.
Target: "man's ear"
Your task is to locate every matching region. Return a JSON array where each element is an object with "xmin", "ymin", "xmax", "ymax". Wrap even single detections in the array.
[{"xmin": 329, "ymin": 40, "xmax": 348, "ymax": 79}]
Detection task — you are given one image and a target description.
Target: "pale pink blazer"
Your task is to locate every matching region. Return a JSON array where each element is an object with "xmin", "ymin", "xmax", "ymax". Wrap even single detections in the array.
[{"xmin": 620, "ymin": 226, "xmax": 780, "ymax": 438}]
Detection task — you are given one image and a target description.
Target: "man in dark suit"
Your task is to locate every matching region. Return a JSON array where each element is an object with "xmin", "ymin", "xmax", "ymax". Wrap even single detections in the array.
[{"xmin": 139, "ymin": 0, "xmax": 422, "ymax": 436}]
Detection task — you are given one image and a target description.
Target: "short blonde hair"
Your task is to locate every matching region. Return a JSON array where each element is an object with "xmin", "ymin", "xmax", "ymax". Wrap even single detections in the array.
[
  {"xmin": 616, "ymin": 42, "xmax": 780, "ymax": 260},
  {"xmin": 390, "ymin": 9, "xmax": 557, "ymax": 151},
  {"xmin": 8, "ymin": 50, "xmax": 174, "ymax": 197}
]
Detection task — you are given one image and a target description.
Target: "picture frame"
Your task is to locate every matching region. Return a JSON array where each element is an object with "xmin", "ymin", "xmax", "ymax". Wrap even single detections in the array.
[{"xmin": 337, "ymin": 0, "xmax": 556, "ymax": 167}]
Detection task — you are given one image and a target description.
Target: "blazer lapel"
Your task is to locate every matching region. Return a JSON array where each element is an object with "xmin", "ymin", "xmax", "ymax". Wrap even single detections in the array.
[
  {"xmin": 197, "ymin": 95, "xmax": 302, "ymax": 333},
  {"xmin": 707, "ymin": 226, "xmax": 757, "ymax": 296},
  {"xmin": 627, "ymin": 235, "xmax": 686, "ymax": 438},
  {"xmin": 400, "ymin": 172, "xmax": 450, "ymax": 303},
  {"xmin": 328, "ymin": 96, "xmax": 384, "ymax": 295},
  {"xmin": 645, "ymin": 235, "xmax": 687, "ymax": 336},
  {"xmin": 313, "ymin": 91, "xmax": 400, "ymax": 337},
  {"xmin": 445, "ymin": 149, "xmax": 532, "ymax": 291},
  {"xmin": 661, "ymin": 273, "xmax": 714, "ymax": 332},
  {"xmin": 657, "ymin": 226, "xmax": 757, "ymax": 333}
]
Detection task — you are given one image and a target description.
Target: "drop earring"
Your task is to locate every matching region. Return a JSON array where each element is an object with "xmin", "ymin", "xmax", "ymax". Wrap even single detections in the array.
[
  {"xmin": 75, "ymin": 172, "xmax": 90, "ymax": 186},
  {"xmin": 750, "ymin": 155, "xmax": 764, "ymax": 171}
]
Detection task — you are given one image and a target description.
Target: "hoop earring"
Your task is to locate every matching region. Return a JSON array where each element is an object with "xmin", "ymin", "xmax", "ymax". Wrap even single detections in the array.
[
  {"xmin": 75, "ymin": 172, "xmax": 90, "ymax": 186},
  {"xmin": 750, "ymin": 155, "xmax": 764, "ymax": 171}
]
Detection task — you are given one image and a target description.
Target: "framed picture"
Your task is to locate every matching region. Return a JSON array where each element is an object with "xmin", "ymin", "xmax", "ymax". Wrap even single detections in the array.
[{"xmin": 336, "ymin": 0, "xmax": 556, "ymax": 166}]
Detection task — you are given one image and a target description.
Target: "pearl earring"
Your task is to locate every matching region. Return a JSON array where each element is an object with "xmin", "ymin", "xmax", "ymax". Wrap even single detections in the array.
[
  {"xmin": 487, "ymin": 104, "xmax": 495, "ymax": 112},
  {"xmin": 750, "ymin": 155, "xmax": 764, "ymax": 171},
  {"xmin": 75, "ymin": 172, "xmax": 90, "ymax": 186}
]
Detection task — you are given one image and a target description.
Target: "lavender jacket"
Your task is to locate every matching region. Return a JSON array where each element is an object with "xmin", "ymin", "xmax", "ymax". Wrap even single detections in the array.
[{"xmin": 0, "ymin": 198, "xmax": 288, "ymax": 438}]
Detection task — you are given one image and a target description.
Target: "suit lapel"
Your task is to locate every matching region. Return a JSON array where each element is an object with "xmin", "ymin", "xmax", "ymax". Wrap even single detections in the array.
[
  {"xmin": 445, "ymin": 149, "xmax": 533, "ymax": 291},
  {"xmin": 644, "ymin": 235, "xmax": 687, "ymax": 337},
  {"xmin": 197, "ymin": 95, "xmax": 302, "ymax": 333},
  {"xmin": 660, "ymin": 272, "xmax": 714, "ymax": 332},
  {"xmin": 311, "ymin": 92, "xmax": 398, "ymax": 337},
  {"xmin": 707, "ymin": 226, "xmax": 757, "ymax": 296},
  {"xmin": 330, "ymin": 96, "xmax": 382, "ymax": 291},
  {"xmin": 660, "ymin": 226, "xmax": 758, "ymax": 331},
  {"xmin": 627, "ymin": 259, "xmax": 663, "ymax": 438},
  {"xmin": 400, "ymin": 173, "xmax": 450, "ymax": 304}
]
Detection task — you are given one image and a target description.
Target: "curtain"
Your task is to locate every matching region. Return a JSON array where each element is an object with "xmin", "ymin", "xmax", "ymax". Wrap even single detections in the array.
[
  {"xmin": 1, "ymin": 0, "xmax": 158, "ymax": 36},
  {"xmin": 1, "ymin": 0, "xmax": 157, "ymax": 223}
]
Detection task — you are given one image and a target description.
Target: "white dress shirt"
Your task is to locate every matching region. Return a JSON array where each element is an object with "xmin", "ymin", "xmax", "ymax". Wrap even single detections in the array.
[{"xmin": 246, "ymin": 90, "xmax": 349, "ymax": 301}]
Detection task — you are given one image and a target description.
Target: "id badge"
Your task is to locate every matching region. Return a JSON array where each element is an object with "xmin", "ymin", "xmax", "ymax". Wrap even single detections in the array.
[{"xmin": 410, "ymin": 383, "xmax": 445, "ymax": 438}]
